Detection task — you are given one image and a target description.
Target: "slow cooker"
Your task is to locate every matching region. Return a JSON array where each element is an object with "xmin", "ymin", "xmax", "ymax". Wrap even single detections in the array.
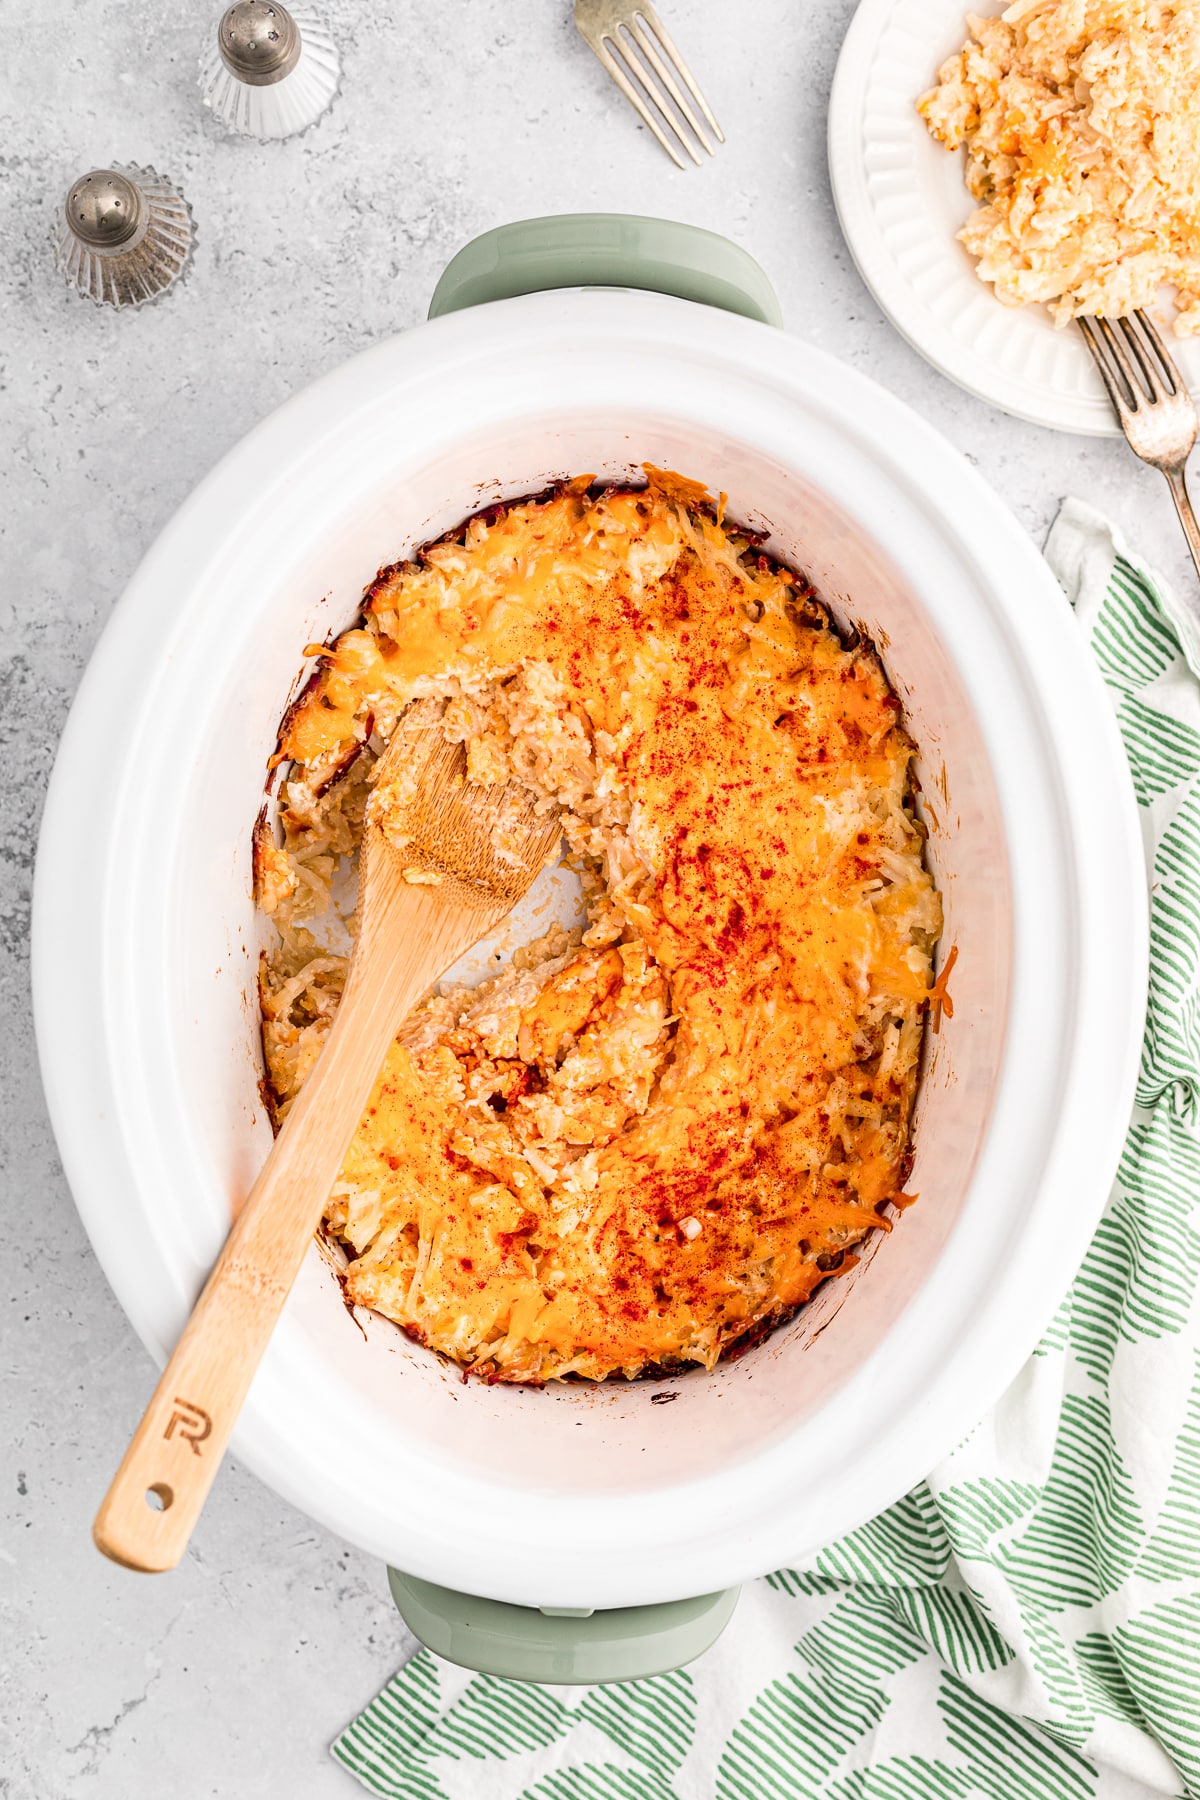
[{"xmin": 33, "ymin": 213, "xmax": 1147, "ymax": 1682}]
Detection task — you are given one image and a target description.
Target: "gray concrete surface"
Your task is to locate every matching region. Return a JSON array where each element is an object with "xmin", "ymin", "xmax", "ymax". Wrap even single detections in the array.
[{"xmin": 2, "ymin": 0, "xmax": 1195, "ymax": 1793}]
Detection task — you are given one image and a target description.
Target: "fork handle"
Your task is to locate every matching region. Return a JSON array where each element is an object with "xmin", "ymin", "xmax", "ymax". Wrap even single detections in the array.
[{"xmin": 1165, "ymin": 465, "xmax": 1200, "ymax": 595}]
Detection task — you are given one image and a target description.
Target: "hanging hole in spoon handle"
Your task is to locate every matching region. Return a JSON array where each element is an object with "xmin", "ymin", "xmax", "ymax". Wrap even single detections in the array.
[
  {"xmin": 91, "ymin": 1237, "xmax": 282, "ymax": 1572},
  {"xmin": 91, "ymin": 1041, "xmax": 372, "ymax": 1571},
  {"xmin": 91, "ymin": 998, "xmax": 377, "ymax": 1572},
  {"xmin": 95, "ymin": 1402, "xmax": 221, "ymax": 1572}
]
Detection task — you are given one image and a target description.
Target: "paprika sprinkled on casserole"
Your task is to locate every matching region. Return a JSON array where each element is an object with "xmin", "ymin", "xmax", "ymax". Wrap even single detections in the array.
[{"xmin": 255, "ymin": 469, "xmax": 944, "ymax": 1383}]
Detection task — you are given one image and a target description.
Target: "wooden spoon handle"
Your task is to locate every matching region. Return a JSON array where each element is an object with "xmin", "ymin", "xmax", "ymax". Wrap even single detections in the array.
[{"xmin": 93, "ymin": 886, "xmax": 485, "ymax": 1572}]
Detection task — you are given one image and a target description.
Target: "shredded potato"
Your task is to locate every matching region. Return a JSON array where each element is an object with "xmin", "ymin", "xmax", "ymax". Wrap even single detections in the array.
[{"xmin": 254, "ymin": 471, "xmax": 943, "ymax": 1383}]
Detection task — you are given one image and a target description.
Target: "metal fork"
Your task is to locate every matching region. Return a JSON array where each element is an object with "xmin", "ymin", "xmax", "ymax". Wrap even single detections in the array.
[
  {"xmin": 574, "ymin": 0, "xmax": 724, "ymax": 170},
  {"xmin": 1078, "ymin": 311, "xmax": 1200, "ymax": 595}
]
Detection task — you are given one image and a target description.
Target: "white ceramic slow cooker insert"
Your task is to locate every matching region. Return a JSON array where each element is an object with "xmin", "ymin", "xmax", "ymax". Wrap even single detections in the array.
[{"xmin": 34, "ymin": 217, "xmax": 1146, "ymax": 1631}]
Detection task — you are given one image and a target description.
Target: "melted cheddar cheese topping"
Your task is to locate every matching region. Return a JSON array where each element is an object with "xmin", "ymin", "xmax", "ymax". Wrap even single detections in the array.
[{"xmin": 257, "ymin": 471, "xmax": 942, "ymax": 1382}]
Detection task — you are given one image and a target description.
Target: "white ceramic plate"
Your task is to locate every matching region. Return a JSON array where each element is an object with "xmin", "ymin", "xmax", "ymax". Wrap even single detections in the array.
[{"xmin": 828, "ymin": 0, "xmax": 1200, "ymax": 436}]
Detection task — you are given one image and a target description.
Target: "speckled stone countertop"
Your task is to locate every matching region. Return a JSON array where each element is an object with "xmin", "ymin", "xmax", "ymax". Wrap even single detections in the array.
[{"xmin": 2, "ymin": 1, "xmax": 1195, "ymax": 1793}]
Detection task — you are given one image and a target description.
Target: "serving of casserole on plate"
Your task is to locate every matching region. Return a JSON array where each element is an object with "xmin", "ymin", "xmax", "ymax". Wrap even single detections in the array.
[
  {"xmin": 919, "ymin": 0, "xmax": 1200, "ymax": 331},
  {"xmin": 254, "ymin": 467, "xmax": 946, "ymax": 1385},
  {"xmin": 829, "ymin": 0, "xmax": 1200, "ymax": 431}
]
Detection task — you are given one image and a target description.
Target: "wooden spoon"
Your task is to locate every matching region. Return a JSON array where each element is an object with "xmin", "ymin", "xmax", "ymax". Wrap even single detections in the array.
[{"xmin": 94, "ymin": 703, "xmax": 562, "ymax": 1572}]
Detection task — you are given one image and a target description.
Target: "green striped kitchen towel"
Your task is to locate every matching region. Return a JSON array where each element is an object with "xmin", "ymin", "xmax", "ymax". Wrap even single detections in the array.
[{"xmin": 333, "ymin": 500, "xmax": 1200, "ymax": 1800}]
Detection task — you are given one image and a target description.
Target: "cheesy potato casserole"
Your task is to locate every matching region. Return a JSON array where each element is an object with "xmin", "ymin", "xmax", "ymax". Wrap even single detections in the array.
[
  {"xmin": 919, "ymin": 0, "xmax": 1200, "ymax": 332},
  {"xmin": 254, "ymin": 470, "xmax": 945, "ymax": 1384}
]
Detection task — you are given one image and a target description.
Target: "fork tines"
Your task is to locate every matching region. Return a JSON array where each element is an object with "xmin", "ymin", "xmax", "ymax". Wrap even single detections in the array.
[
  {"xmin": 1078, "ymin": 311, "xmax": 1180, "ymax": 413},
  {"xmin": 1077, "ymin": 309, "xmax": 1198, "ymax": 470},
  {"xmin": 575, "ymin": 0, "xmax": 724, "ymax": 170}
]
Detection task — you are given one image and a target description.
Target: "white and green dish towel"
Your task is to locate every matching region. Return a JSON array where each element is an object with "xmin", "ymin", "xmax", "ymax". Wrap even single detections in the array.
[{"xmin": 333, "ymin": 500, "xmax": 1200, "ymax": 1800}]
